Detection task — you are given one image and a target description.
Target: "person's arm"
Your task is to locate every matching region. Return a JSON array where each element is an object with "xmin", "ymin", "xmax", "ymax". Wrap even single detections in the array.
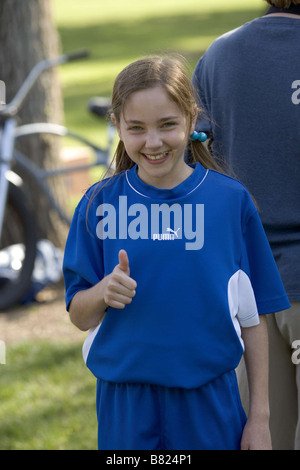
[
  {"xmin": 240, "ymin": 315, "xmax": 272, "ymax": 450},
  {"xmin": 69, "ymin": 250, "xmax": 137, "ymax": 331}
]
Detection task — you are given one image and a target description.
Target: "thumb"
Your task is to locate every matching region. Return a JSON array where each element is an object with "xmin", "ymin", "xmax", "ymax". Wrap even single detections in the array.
[{"xmin": 118, "ymin": 249, "xmax": 130, "ymax": 274}]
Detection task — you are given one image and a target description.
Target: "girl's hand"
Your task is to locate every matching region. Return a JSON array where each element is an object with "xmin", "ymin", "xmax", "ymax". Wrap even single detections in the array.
[
  {"xmin": 103, "ymin": 249, "xmax": 137, "ymax": 309},
  {"xmin": 240, "ymin": 416, "xmax": 272, "ymax": 450}
]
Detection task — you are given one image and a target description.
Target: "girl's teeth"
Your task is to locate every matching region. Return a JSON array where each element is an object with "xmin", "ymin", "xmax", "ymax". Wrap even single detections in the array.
[{"xmin": 145, "ymin": 152, "xmax": 167, "ymax": 160}]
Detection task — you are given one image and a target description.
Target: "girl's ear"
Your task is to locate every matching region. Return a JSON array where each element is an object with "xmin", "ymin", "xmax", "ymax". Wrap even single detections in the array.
[{"xmin": 111, "ymin": 113, "xmax": 122, "ymax": 140}]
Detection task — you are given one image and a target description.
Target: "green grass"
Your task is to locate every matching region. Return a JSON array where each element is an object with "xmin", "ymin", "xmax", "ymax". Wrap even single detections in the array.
[
  {"xmin": 0, "ymin": 341, "xmax": 97, "ymax": 450},
  {"xmin": 52, "ymin": 0, "xmax": 265, "ymax": 144}
]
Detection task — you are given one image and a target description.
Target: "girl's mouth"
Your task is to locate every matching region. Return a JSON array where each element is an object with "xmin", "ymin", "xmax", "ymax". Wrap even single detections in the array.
[{"xmin": 142, "ymin": 151, "xmax": 170, "ymax": 163}]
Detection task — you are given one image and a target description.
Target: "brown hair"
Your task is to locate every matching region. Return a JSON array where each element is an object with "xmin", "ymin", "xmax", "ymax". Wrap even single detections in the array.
[
  {"xmin": 264, "ymin": 0, "xmax": 300, "ymax": 7},
  {"xmin": 109, "ymin": 55, "xmax": 225, "ymax": 174}
]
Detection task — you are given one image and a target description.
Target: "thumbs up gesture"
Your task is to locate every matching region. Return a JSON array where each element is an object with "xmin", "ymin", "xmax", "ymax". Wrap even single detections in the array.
[
  {"xmin": 118, "ymin": 249, "xmax": 131, "ymax": 276},
  {"xmin": 104, "ymin": 250, "xmax": 137, "ymax": 309}
]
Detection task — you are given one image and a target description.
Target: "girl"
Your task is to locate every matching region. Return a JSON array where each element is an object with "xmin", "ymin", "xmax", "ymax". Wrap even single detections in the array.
[{"xmin": 63, "ymin": 56, "xmax": 290, "ymax": 450}]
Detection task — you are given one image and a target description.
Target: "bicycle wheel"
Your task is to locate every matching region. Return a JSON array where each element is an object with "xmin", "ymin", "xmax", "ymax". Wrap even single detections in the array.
[{"xmin": 0, "ymin": 182, "xmax": 37, "ymax": 311}]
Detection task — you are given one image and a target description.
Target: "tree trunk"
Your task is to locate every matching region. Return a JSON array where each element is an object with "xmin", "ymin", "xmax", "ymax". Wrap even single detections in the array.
[{"xmin": 0, "ymin": 0, "xmax": 68, "ymax": 248}]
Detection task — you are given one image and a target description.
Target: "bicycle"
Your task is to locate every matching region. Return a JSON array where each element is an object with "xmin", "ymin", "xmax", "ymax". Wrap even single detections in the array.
[{"xmin": 0, "ymin": 50, "xmax": 114, "ymax": 311}]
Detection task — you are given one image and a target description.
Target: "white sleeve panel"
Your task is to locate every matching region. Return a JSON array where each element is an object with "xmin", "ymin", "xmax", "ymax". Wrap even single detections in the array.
[
  {"xmin": 237, "ymin": 270, "xmax": 260, "ymax": 327},
  {"xmin": 228, "ymin": 269, "xmax": 260, "ymax": 334},
  {"xmin": 82, "ymin": 323, "xmax": 101, "ymax": 364}
]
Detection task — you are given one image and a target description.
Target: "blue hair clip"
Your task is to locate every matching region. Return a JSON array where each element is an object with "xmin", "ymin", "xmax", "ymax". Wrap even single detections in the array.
[{"xmin": 190, "ymin": 131, "xmax": 207, "ymax": 143}]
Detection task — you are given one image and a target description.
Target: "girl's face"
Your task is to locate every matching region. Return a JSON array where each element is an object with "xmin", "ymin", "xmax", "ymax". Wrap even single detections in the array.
[{"xmin": 113, "ymin": 86, "xmax": 196, "ymax": 189}]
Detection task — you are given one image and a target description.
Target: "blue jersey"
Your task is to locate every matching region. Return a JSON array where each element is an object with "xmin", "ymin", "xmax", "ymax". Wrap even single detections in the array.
[{"xmin": 63, "ymin": 163, "xmax": 290, "ymax": 389}]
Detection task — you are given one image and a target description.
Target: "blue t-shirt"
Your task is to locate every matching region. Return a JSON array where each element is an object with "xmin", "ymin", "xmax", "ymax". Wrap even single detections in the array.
[
  {"xmin": 63, "ymin": 163, "xmax": 290, "ymax": 389},
  {"xmin": 192, "ymin": 16, "xmax": 300, "ymax": 301}
]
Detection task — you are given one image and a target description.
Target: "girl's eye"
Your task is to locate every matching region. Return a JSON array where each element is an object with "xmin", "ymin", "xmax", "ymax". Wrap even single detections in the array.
[
  {"xmin": 162, "ymin": 122, "xmax": 177, "ymax": 128},
  {"xmin": 129, "ymin": 126, "xmax": 143, "ymax": 132}
]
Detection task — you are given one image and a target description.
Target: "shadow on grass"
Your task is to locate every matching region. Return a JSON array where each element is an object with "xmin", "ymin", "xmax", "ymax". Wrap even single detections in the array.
[
  {"xmin": 59, "ymin": 8, "xmax": 264, "ymax": 65},
  {"xmin": 58, "ymin": 7, "xmax": 264, "ymax": 131}
]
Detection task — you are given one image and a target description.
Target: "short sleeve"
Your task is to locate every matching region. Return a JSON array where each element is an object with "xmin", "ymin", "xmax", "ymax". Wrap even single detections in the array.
[
  {"xmin": 241, "ymin": 206, "xmax": 290, "ymax": 315},
  {"xmin": 63, "ymin": 202, "xmax": 104, "ymax": 311}
]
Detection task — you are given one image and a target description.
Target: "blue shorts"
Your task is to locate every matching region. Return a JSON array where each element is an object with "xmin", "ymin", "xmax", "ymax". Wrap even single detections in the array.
[{"xmin": 96, "ymin": 370, "xmax": 247, "ymax": 450}]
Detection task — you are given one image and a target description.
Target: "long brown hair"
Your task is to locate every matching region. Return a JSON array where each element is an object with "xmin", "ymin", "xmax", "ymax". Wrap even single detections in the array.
[{"xmin": 109, "ymin": 55, "xmax": 225, "ymax": 174}]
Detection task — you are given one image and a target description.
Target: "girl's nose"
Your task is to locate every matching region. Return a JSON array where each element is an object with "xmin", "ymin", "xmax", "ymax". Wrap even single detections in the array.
[{"xmin": 144, "ymin": 130, "xmax": 162, "ymax": 150}]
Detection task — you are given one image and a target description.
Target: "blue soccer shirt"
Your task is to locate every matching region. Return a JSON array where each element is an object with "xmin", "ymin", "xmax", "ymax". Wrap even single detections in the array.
[{"xmin": 63, "ymin": 163, "xmax": 290, "ymax": 389}]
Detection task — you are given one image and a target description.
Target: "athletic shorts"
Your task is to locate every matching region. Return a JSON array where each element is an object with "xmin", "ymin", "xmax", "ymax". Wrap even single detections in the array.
[{"xmin": 96, "ymin": 369, "xmax": 247, "ymax": 450}]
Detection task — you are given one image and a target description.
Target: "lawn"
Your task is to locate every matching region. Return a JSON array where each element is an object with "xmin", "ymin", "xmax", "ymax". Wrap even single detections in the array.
[
  {"xmin": 0, "ymin": 341, "xmax": 97, "ymax": 450},
  {"xmin": 52, "ymin": 0, "xmax": 264, "ymax": 144},
  {"xmin": 0, "ymin": 0, "xmax": 264, "ymax": 450}
]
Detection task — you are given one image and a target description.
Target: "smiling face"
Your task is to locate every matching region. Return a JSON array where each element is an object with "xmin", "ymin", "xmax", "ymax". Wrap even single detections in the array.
[{"xmin": 113, "ymin": 86, "xmax": 196, "ymax": 189}]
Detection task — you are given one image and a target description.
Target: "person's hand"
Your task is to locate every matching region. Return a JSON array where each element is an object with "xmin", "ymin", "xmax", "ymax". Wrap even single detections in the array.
[
  {"xmin": 240, "ymin": 416, "xmax": 272, "ymax": 450},
  {"xmin": 103, "ymin": 249, "xmax": 137, "ymax": 309}
]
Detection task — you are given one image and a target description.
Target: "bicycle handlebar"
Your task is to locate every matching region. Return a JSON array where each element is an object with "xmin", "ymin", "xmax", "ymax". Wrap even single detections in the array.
[
  {"xmin": 63, "ymin": 49, "xmax": 89, "ymax": 62},
  {"xmin": 0, "ymin": 49, "xmax": 89, "ymax": 118}
]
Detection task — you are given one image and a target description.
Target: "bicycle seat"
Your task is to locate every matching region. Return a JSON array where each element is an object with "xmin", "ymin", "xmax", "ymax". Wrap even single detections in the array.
[{"xmin": 88, "ymin": 97, "xmax": 111, "ymax": 118}]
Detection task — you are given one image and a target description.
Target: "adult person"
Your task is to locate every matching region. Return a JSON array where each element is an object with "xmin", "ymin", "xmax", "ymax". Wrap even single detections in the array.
[{"xmin": 192, "ymin": 0, "xmax": 300, "ymax": 450}]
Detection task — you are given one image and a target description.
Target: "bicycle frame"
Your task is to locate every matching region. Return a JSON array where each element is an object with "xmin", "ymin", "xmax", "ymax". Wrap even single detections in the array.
[
  {"xmin": 0, "ymin": 118, "xmax": 113, "ymax": 238},
  {"xmin": 0, "ymin": 118, "xmax": 17, "ymax": 238},
  {"xmin": 0, "ymin": 49, "xmax": 115, "ymax": 310},
  {"xmin": 14, "ymin": 121, "xmax": 114, "ymax": 224},
  {"xmin": 0, "ymin": 50, "xmax": 113, "ymax": 234}
]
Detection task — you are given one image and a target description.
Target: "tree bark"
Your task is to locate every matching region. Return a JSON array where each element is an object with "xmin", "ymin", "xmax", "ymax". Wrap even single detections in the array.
[{"xmin": 0, "ymin": 0, "xmax": 67, "ymax": 248}]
